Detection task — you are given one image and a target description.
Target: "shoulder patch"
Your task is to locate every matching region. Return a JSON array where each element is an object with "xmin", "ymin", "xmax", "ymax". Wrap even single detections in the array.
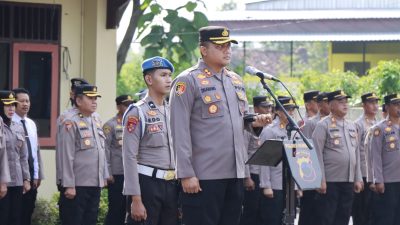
[
  {"xmin": 126, "ymin": 116, "xmax": 139, "ymax": 133},
  {"xmin": 175, "ymin": 82, "xmax": 186, "ymax": 96}
]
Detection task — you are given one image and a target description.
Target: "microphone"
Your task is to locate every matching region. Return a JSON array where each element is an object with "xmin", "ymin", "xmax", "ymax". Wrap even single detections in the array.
[{"xmin": 245, "ymin": 66, "xmax": 280, "ymax": 81}]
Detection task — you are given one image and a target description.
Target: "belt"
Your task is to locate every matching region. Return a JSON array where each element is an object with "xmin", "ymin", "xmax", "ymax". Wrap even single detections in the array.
[{"xmin": 137, "ymin": 164, "xmax": 176, "ymax": 181}]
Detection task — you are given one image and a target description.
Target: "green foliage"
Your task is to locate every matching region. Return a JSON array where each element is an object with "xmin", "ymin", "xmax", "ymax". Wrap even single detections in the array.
[
  {"xmin": 368, "ymin": 60, "xmax": 400, "ymax": 96},
  {"xmin": 32, "ymin": 189, "xmax": 109, "ymax": 225},
  {"xmin": 117, "ymin": 54, "xmax": 146, "ymax": 98},
  {"xmin": 138, "ymin": 1, "xmax": 208, "ymax": 75}
]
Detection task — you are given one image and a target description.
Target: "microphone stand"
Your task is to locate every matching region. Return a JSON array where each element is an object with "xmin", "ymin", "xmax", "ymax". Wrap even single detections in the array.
[{"xmin": 258, "ymin": 77, "xmax": 313, "ymax": 225}]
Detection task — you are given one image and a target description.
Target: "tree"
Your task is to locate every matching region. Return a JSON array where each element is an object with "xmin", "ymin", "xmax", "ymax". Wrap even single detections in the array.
[
  {"xmin": 117, "ymin": 0, "xmax": 208, "ymax": 76},
  {"xmin": 367, "ymin": 60, "xmax": 400, "ymax": 96}
]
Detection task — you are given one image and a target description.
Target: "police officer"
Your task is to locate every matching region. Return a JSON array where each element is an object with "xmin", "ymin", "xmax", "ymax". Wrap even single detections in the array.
[
  {"xmin": 352, "ymin": 92, "xmax": 379, "ymax": 225},
  {"xmin": 56, "ymin": 78, "xmax": 89, "ymax": 187},
  {"xmin": 0, "ymin": 90, "xmax": 31, "ymax": 225},
  {"xmin": 241, "ymin": 96, "xmax": 273, "ymax": 225},
  {"xmin": 103, "ymin": 95, "xmax": 134, "ymax": 225},
  {"xmin": 312, "ymin": 90, "xmax": 363, "ymax": 225},
  {"xmin": 300, "ymin": 90, "xmax": 320, "ymax": 125},
  {"xmin": 0, "ymin": 116, "xmax": 10, "ymax": 200},
  {"xmin": 369, "ymin": 94, "xmax": 400, "ymax": 225},
  {"xmin": 259, "ymin": 96, "xmax": 301, "ymax": 225},
  {"xmin": 298, "ymin": 91, "xmax": 330, "ymax": 225},
  {"xmin": 57, "ymin": 85, "xmax": 108, "ymax": 225},
  {"xmin": 169, "ymin": 26, "xmax": 270, "ymax": 225},
  {"xmin": 123, "ymin": 56, "xmax": 177, "ymax": 225}
]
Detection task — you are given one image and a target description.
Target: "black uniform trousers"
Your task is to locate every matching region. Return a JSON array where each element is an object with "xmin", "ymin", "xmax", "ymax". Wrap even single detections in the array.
[
  {"xmin": 298, "ymin": 190, "xmax": 317, "ymax": 225},
  {"xmin": 181, "ymin": 178, "xmax": 243, "ymax": 225},
  {"xmin": 59, "ymin": 186, "xmax": 101, "ymax": 225},
  {"xmin": 352, "ymin": 177, "xmax": 372, "ymax": 225},
  {"xmin": 240, "ymin": 174, "xmax": 262, "ymax": 225},
  {"xmin": 0, "ymin": 186, "xmax": 23, "ymax": 225},
  {"xmin": 371, "ymin": 182, "xmax": 400, "ymax": 225},
  {"xmin": 125, "ymin": 174, "xmax": 178, "ymax": 225},
  {"xmin": 21, "ymin": 183, "xmax": 38, "ymax": 225},
  {"xmin": 105, "ymin": 175, "xmax": 125, "ymax": 225},
  {"xmin": 315, "ymin": 182, "xmax": 354, "ymax": 225},
  {"xmin": 260, "ymin": 190, "xmax": 284, "ymax": 225}
]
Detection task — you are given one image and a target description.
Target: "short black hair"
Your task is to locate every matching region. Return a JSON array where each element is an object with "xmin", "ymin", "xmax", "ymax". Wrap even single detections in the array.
[{"xmin": 12, "ymin": 88, "xmax": 30, "ymax": 97}]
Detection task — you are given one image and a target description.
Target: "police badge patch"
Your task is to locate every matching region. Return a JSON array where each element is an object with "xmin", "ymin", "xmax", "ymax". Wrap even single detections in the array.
[{"xmin": 175, "ymin": 82, "xmax": 186, "ymax": 96}]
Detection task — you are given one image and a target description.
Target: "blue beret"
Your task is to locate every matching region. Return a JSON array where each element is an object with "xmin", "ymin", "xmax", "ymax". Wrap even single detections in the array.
[{"xmin": 141, "ymin": 56, "xmax": 174, "ymax": 73}]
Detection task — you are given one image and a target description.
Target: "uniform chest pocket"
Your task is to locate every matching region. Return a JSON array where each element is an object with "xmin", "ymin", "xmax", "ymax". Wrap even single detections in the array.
[
  {"xmin": 327, "ymin": 129, "xmax": 344, "ymax": 148},
  {"xmin": 349, "ymin": 130, "xmax": 358, "ymax": 147},
  {"xmin": 145, "ymin": 126, "xmax": 164, "ymax": 148},
  {"xmin": 78, "ymin": 129, "xmax": 95, "ymax": 150},
  {"xmin": 385, "ymin": 135, "xmax": 399, "ymax": 152},
  {"xmin": 199, "ymin": 87, "xmax": 224, "ymax": 119}
]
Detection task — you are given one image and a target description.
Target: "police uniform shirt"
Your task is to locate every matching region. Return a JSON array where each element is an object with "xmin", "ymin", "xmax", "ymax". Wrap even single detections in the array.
[
  {"xmin": 103, "ymin": 115, "xmax": 124, "ymax": 175},
  {"xmin": 58, "ymin": 111, "xmax": 107, "ymax": 187},
  {"xmin": 4, "ymin": 121, "xmax": 30, "ymax": 186},
  {"xmin": 122, "ymin": 96, "xmax": 174, "ymax": 196},
  {"xmin": 370, "ymin": 119, "xmax": 400, "ymax": 184},
  {"xmin": 12, "ymin": 114, "xmax": 44, "ymax": 180},
  {"xmin": 170, "ymin": 59, "xmax": 250, "ymax": 180},
  {"xmin": 302, "ymin": 112, "xmax": 322, "ymax": 139},
  {"xmin": 0, "ymin": 117, "xmax": 10, "ymax": 183},
  {"xmin": 244, "ymin": 130, "xmax": 261, "ymax": 177},
  {"xmin": 312, "ymin": 115, "xmax": 362, "ymax": 182},
  {"xmin": 354, "ymin": 114, "xmax": 376, "ymax": 178},
  {"xmin": 364, "ymin": 127, "xmax": 375, "ymax": 183}
]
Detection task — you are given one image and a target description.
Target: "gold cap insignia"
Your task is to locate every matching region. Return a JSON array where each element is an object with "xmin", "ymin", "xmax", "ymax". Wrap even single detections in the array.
[
  {"xmin": 9, "ymin": 93, "xmax": 13, "ymax": 98},
  {"xmin": 222, "ymin": 28, "xmax": 229, "ymax": 37},
  {"xmin": 93, "ymin": 87, "xmax": 97, "ymax": 92},
  {"xmin": 340, "ymin": 90, "xmax": 345, "ymax": 96}
]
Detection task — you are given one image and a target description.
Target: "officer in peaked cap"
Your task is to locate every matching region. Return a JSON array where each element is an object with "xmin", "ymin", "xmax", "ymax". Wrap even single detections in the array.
[
  {"xmin": 169, "ymin": 25, "xmax": 271, "ymax": 225},
  {"xmin": 56, "ymin": 84, "xmax": 109, "ymax": 225},
  {"xmin": 299, "ymin": 91, "xmax": 330, "ymax": 225},
  {"xmin": 303, "ymin": 90, "xmax": 320, "ymax": 118},
  {"xmin": 312, "ymin": 90, "xmax": 363, "ymax": 225},
  {"xmin": 369, "ymin": 93, "xmax": 400, "ymax": 225},
  {"xmin": 104, "ymin": 95, "xmax": 134, "ymax": 225},
  {"xmin": 352, "ymin": 92, "xmax": 379, "ymax": 225},
  {"xmin": 241, "ymin": 95, "xmax": 274, "ymax": 225},
  {"xmin": 123, "ymin": 56, "xmax": 178, "ymax": 225}
]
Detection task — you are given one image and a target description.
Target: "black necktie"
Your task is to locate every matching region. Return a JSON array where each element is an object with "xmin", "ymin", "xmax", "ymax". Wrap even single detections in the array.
[{"xmin": 21, "ymin": 119, "xmax": 34, "ymax": 180}]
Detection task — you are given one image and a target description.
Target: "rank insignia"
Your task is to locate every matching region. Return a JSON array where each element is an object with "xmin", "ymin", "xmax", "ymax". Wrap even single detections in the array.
[
  {"xmin": 208, "ymin": 104, "xmax": 218, "ymax": 114},
  {"xmin": 175, "ymin": 82, "xmax": 186, "ymax": 96},
  {"xmin": 204, "ymin": 95, "xmax": 212, "ymax": 103},
  {"xmin": 236, "ymin": 92, "xmax": 246, "ymax": 101},
  {"xmin": 84, "ymin": 139, "xmax": 91, "ymax": 146},
  {"xmin": 127, "ymin": 116, "xmax": 139, "ymax": 133},
  {"xmin": 201, "ymin": 80, "xmax": 210, "ymax": 85},
  {"xmin": 197, "ymin": 74, "xmax": 206, "ymax": 79},
  {"xmin": 233, "ymin": 80, "xmax": 242, "ymax": 85},
  {"xmin": 79, "ymin": 121, "xmax": 86, "ymax": 127},
  {"xmin": 147, "ymin": 110, "xmax": 157, "ymax": 116},
  {"xmin": 374, "ymin": 128, "xmax": 381, "ymax": 136},
  {"xmin": 215, "ymin": 93, "xmax": 221, "ymax": 100},
  {"xmin": 103, "ymin": 125, "xmax": 111, "ymax": 134}
]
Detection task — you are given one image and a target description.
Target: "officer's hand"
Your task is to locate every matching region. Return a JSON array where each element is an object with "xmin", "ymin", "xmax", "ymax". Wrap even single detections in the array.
[
  {"xmin": 317, "ymin": 181, "xmax": 327, "ymax": 194},
  {"xmin": 244, "ymin": 177, "xmax": 255, "ymax": 191},
  {"xmin": 33, "ymin": 179, "xmax": 41, "ymax": 189},
  {"xmin": 375, "ymin": 183, "xmax": 385, "ymax": 194},
  {"xmin": 263, "ymin": 188, "xmax": 274, "ymax": 198},
  {"xmin": 181, "ymin": 177, "xmax": 202, "ymax": 194},
  {"xmin": 354, "ymin": 181, "xmax": 363, "ymax": 193},
  {"xmin": 296, "ymin": 190, "xmax": 303, "ymax": 198},
  {"xmin": 107, "ymin": 176, "xmax": 115, "ymax": 185},
  {"xmin": 64, "ymin": 187, "xmax": 76, "ymax": 199},
  {"xmin": 252, "ymin": 114, "xmax": 272, "ymax": 128},
  {"xmin": 369, "ymin": 183, "xmax": 376, "ymax": 192},
  {"xmin": 0, "ymin": 183, "xmax": 7, "ymax": 199},
  {"xmin": 131, "ymin": 196, "xmax": 147, "ymax": 221},
  {"xmin": 23, "ymin": 180, "xmax": 31, "ymax": 194}
]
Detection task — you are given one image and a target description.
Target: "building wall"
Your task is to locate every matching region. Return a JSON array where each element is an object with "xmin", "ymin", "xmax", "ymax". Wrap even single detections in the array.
[{"xmin": 8, "ymin": 0, "xmax": 117, "ymax": 199}]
